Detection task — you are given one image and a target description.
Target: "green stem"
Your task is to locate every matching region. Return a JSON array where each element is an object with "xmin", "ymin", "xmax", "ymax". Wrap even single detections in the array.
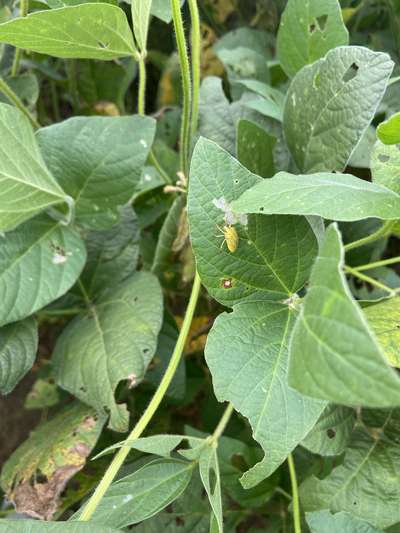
[
  {"xmin": 210, "ymin": 403, "xmax": 234, "ymax": 443},
  {"xmin": 11, "ymin": 0, "xmax": 29, "ymax": 77},
  {"xmin": 352, "ymin": 255, "xmax": 400, "ymax": 272},
  {"xmin": 138, "ymin": 57, "xmax": 146, "ymax": 115},
  {"xmin": 149, "ymin": 151, "xmax": 173, "ymax": 184},
  {"xmin": 344, "ymin": 265, "xmax": 395, "ymax": 295},
  {"xmin": 171, "ymin": 0, "xmax": 192, "ymax": 178},
  {"xmin": 78, "ymin": 272, "xmax": 202, "ymax": 522},
  {"xmin": 287, "ymin": 454, "xmax": 301, "ymax": 533},
  {"xmin": 38, "ymin": 308, "xmax": 84, "ymax": 317},
  {"xmin": 0, "ymin": 77, "xmax": 40, "ymax": 129},
  {"xmin": 388, "ymin": 75, "xmax": 400, "ymax": 87},
  {"xmin": 188, "ymin": 0, "xmax": 201, "ymax": 139},
  {"xmin": 344, "ymin": 221, "xmax": 395, "ymax": 252}
]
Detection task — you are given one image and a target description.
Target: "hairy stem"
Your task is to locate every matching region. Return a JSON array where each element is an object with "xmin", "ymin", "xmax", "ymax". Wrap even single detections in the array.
[
  {"xmin": 78, "ymin": 272, "xmax": 202, "ymax": 521},
  {"xmin": 188, "ymin": 0, "xmax": 201, "ymax": 139},
  {"xmin": 138, "ymin": 57, "xmax": 146, "ymax": 115},
  {"xmin": 11, "ymin": 0, "xmax": 29, "ymax": 76},
  {"xmin": 171, "ymin": 0, "xmax": 192, "ymax": 177},
  {"xmin": 344, "ymin": 265, "xmax": 395, "ymax": 295},
  {"xmin": 287, "ymin": 453, "xmax": 301, "ymax": 533},
  {"xmin": 344, "ymin": 221, "xmax": 395, "ymax": 252},
  {"xmin": 0, "ymin": 77, "xmax": 40, "ymax": 129}
]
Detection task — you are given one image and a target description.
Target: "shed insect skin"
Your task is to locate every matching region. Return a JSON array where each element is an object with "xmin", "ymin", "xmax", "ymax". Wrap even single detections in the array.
[{"xmin": 216, "ymin": 224, "xmax": 239, "ymax": 253}]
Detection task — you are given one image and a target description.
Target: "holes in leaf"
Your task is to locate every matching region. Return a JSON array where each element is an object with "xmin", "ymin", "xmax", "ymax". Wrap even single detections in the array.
[
  {"xmin": 378, "ymin": 154, "xmax": 390, "ymax": 162},
  {"xmin": 79, "ymin": 386, "xmax": 87, "ymax": 393},
  {"xmin": 143, "ymin": 348, "xmax": 150, "ymax": 355},
  {"xmin": 97, "ymin": 41, "xmax": 109, "ymax": 49},
  {"xmin": 221, "ymin": 278, "xmax": 233, "ymax": 289},
  {"xmin": 133, "ymin": 296, "xmax": 138, "ymax": 303},
  {"xmin": 35, "ymin": 471, "xmax": 48, "ymax": 485},
  {"xmin": 209, "ymin": 467, "xmax": 217, "ymax": 496},
  {"xmin": 309, "ymin": 14, "xmax": 328, "ymax": 33},
  {"xmin": 342, "ymin": 62, "xmax": 359, "ymax": 83},
  {"xmin": 234, "ymin": 179, "xmax": 239, "ymax": 184},
  {"xmin": 316, "ymin": 14, "xmax": 328, "ymax": 31},
  {"xmin": 313, "ymin": 72, "xmax": 322, "ymax": 89},
  {"xmin": 327, "ymin": 428, "xmax": 336, "ymax": 439},
  {"xmin": 259, "ymin": 207, "xmax": 264, "ymax": 212}
]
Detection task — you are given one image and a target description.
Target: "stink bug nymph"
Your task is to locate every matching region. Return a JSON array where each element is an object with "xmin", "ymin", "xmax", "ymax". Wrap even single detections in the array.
[{"xmin": 216, "ymin": 224, "xmax": 239, "ymax": 253}]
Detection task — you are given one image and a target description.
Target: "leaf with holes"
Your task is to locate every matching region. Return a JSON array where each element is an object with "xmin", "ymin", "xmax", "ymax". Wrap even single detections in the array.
[
  {"xmin": 300, "ymin": 421, "xmax": 400, "ymax": 529},
  {"xmin": 0, "ymin": 318, "xmax": 38, "ymax": 395},
  {"xmin": 371, "ymin": 140, "xmax": 400, "ymax": 195},
  {"xmin": 37, "ymin": 115, "xmax": 155, "ymax": 229},
  {"xmin": 0, "ymin": 104, "xmax": 69, "ymax": 232},
  {"xmin": 231, "ymin": 171, "xmax": 400, "ymax": 221},
  {"xmin": 0, "ymin": 215, "xmax": 86, "ymax": 327},
  {"xmin": 284, "ymin": 47, "xmax": 393, "ymax": 172},
  {"xmin": 0, "ymin": 4, "xmax": 137, "ymax": 60},
  {"xmin": 198, "ymin": 444, "xmax": 223, "ymax": 532},
  {"xmin": 277, "ymin": 0, "xmax": 348, "ymax": 78},
  {"xmin": 301, "ymin": 405, "xmax": 355, "ymax": 456},
  {"xmin": 288, "ymin": 224, "xmax": 400, "ymax": 407},
  {"xmin": 205, "ymin": 297, "xmax": 326, "ymax": 488},
  {"xmin": 53, "ymin": 272, "xmax": 163, "ymax": 432},
  {"xmin": 0, "ymin": 401, "xmax": 105, "ymax": 520},
  {"xmin": 188, "ymin": 138, "xmax": 318, "ymax": 307}
]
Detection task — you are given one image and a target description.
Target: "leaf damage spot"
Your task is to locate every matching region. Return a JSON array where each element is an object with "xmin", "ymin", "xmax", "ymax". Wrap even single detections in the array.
[
  {"xmin": 342, "ymin": 62, "xmax": 359, "ymax": 83},
  {"xmin": 378, "ymin": 154, "xmax": 390, "ymax": 163}
]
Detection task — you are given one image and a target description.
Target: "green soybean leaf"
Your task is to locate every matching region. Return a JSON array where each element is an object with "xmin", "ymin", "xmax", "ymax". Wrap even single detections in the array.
[
  {"xmin": 0, "ymin": 104, "xmax": 68, "ymax": 232},
  {"xmin": 198, "ymin": 444, "xmax": 223, "ymax": 533},
  {"xmin": 53, "ymin": 272, "xmax": 163, "ymax": 432},
  {"xmin": 0, "ymin": 522, "xmax": 121, "ymax": 532},
  {"xmin": 151, "ymin": 0, "xmax": 184, "ymax": 23},
  {"xmin": 301, "ymin": 405, "xmax": 355, "ymax": 456},
  {"xmin": 0, "ymin": 318, "xmax": 38, "ymax": 395},
  {"xmin": 0, "ymin": 215, "xmax": 86, "ymax": 327},
  {"xmin": 277, "ymin": 0, "xmax": 348, "ymax": 78},
  {"xmin": 231, "ymin": 171, "xmax": 400, "ymax": 221},
  {"xmin": 371, "ymin": 140, "xmax": 400, "ymax": 195},
  {"xmin": 377, "ymin": 112, "xmax": 400, "ymax": 145},
  {"xmin": 80, "ymin": 207, "xmax": 140, "ymax": 297},
  {"xmin": 1, "ymin": 402, "xmax": 105, "ymax": 520},
  {"xmin": 284, "ymin": 47, "xmax": 394, "ymax": 172},
  {"xmin": 0, "ymin": 4, "xmax": 137, "ymax": 60},
  {"xmin": 152, "ymin": 195, "xmax": 186, "ymax": 275},
  {"xmin": 87, "ymin": 459, "xmax": 194, "ymax": 528},
  {"xmin": 37, "ymin": 116, "xmax": 155, "ymax": 228},
  {"xmin": 288, "ymin": 224, "xmax": 400, "ymax": 407},
  {"xmin": 237, "ymin": 119, "xmax": 276, "ymax": 178},
  {"xmin": 364, "ymin": 297, "xmax": 400, "ymax": 367},
  {"xmin": 131, "ymin": 0, "xmax": 152, "ymax": 53},
  {"xmin": 188, "ymin": 139, "xmax": 318, "ymax": 307},
  {"xmin": 0, "ymin": 73, "xmax": 39, "ymax": 109},
  {"xmin": 300, "ymin": 422, "xmax": 400, "ymax": 529},
  {"xmin": 205, "ymin": 298, "xmax": 325, "ymax": 487},
  {"xmin": 306, "ymin": 510, "xmax": 383, "ymax": 533},
  {"xmin": 94, "ymin": 434, "xmax": 188, "ymax": 459}
]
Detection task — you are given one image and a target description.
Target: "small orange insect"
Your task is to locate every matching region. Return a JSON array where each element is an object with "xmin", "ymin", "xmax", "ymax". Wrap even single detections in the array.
[{"xmin": 216, "ymin": 224, "xmax": 239, "ymax": 253}]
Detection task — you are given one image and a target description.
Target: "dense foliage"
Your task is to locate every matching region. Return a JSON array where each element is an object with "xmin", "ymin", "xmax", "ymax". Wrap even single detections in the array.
[{"xmin": 1, "ymin": 0, "xmax": 400, "ymax": 531}]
